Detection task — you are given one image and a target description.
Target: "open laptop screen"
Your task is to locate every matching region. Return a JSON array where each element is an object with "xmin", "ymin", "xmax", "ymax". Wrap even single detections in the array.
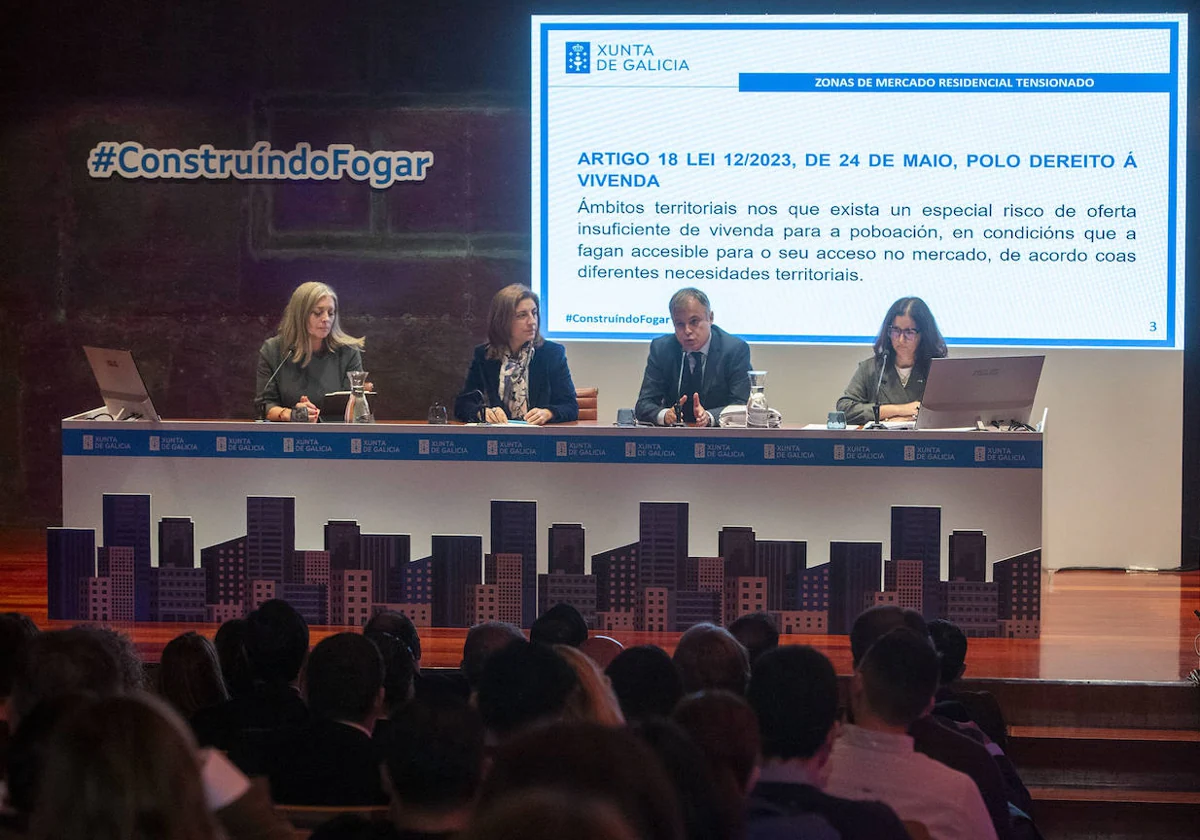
[
  {"xmin": 916, "ymin": 356, "xmax": 1044, "ymax": 430},
  {"xmin": 82, "ymin": 346, "xmax": 161, "ymax": 421}
]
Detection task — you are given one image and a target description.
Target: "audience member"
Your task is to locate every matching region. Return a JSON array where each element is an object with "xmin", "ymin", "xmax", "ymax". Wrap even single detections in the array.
[
  {"xmin": 0, "ymin": 612, "xmax": 37, "ymax": 777},
  {"xmin": 475, "ymin": 640, "xmax": 578, "ymax": 741},
  {"xmin": 825, "ymin": 628, "xmax": 998, "ymax": 840},
  {"xmin": 366, "ymin": 610, "xmax": 422, "ymax": 671},
  {"xmin": 605, "ymin": 645, "xmax": 683, "ymax": 721},
  {"xmin": 673, "ymin": 623, "xmax": 750, "ymax": 695},
  {"xmin": 463, "ymin": 789, "xmax": 639, "ymax": 840},
  {"xmin": 672, "ymin": 690, "xmax": 761, "ymax": 800},
  {"xmin": 381, "ymin": 697, "xmax": 484, "ymax": 839},
  {"xmin": 850, "ymin": 606, "xmax": 1017, "ymax": 840},
  {"xmin": 74, "ymin": 625, "xmax": 145, "ymax": 692},
  {"xmin": 633, "ymin": 716, "xmax": 739, "ymax": 840},
  {"xmin": 929, "ymin": 618, "xmax": 1009, "ymax": 751},
  {"xmin": 2, "ymin": 696, "xmax": 90, "ymax": 836},
  {"xmin": 193, "ymin": 599, "xmax": 310, "ymax": 754},
  {"xmin": 213, "ymin": 618, "xmax": 254, "ymax": 699},
  {"xmin": 530, "ymin": 603, "xmax": 589, "ymax": 647},
  {"xmin": 460, "ymin": 621, "xmax": 524, "ymax": 689},
  {"xmin": 9, "ymin": 628, "xmax": 123, "ymax": 727},
  {"xmin": 728, "ymin": 612, "xmax": 780, "ymax": 666},
  {"xmin": 364, "ymin": 629, "xmax": 417, "ymax": 713},
  {"xmin": 268, "ymin": 632, "xmax": 387, "ymax": 806},
  {"xmin": 745, "ymin": 645, "xmax": 909, "ymax": 840},
  {"xmin": 159, "ymin": 632, "xmax": 229, "ymax": 722},
  {"xmin": 578, "ymin": 635, "xmax": 624, "ymax": 669},
  {"xmin": 480, "ymin": 722, "xmax": 684, "ymax": 840},
  {"xmin": 554, "ymin": 644, "xmax": 625, "ymax": 726}
]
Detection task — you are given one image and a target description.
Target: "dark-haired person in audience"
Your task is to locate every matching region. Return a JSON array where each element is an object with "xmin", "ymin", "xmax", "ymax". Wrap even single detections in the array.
[
  {"xmin": 0, "ymin": 613, "xmax": 37, "ymax": 777},
  {"xmin": 461, "ymin": 621, "xmax": 524, "ymax": 690},
  {"xmin": 366, "ymin": 610, "xmax": 423, "ymax": 672},
  {"xmin": 728, "ymin": 612, "xmax": 780, "ymax": 667},
  {"xmin": 826, "ymin": 629, "xmax": 998, "ymax": 840},
  {"xmin": 8, "ymin": 628, "xmax": 123, "ymax": 729},
  {"xmin": 673, "ymin": 623, "xmax": 751, "ymax": 696},
  {"xmin": 479, "ymin": 722, "xmax": 684, "ymax": 840},
  {"xmin": 850, "ymin": 606, "xmax": 1018, "ymax": 840},
  {"xmin": 463, "ymin": 789, "xmax": 640, "ymax": 840},
  {"xmin": 635, "ymin": 287, "xmax": 752, "ymax": 426},
  {"xmin": 672, "ymin": 691, "xmax": 762, "ymax": 805},
  {"xmin": 74, "ymin": 624, "xmax": 145, "ymax": 692},
  {"xmin": 1, "ymin": 697, "xmax": 90, "ymax": 838},
  {"xmin": 454, "ymin": 283, "xmax": 578, "ymax": 425},
  {"xmin": 475, "ymin": 641, "xmax": 578, "ymax": 742},
  {"xmin": 530, "ymin": 602, "xmax": 589, "ymax": 647},
  {"xmin": 159, "ymin": 632, "xmax": 230, "ymax": 724},
  {"xmin": 745, "ymin": 645, "xmax": 910, "ymax": 840},
  {"xmin": 381, "ymin": 697, "xmax": 484, "ymax": 839},
  {"xmin": 193, "ymin": 600, "xmax": 310, "ymax": 758},
  {"xmin": 929, "ymin": 618, "xmax": 1009, "ymax": 751},
  {"xmin": 268, "ymin": 632, "xmax": 387, "ymax": 806},
  {"xmin": 836, "ymin": 295, "xmax": 948, "ymax": 424},
  {"xmin": 213, "ymin": 618, "xmax": 254, "ymax": 699},
  {"xmin": 364, "ymin": 629, "xmax": 416, "ymax": 749},
  {"xmin": 605, "ymin": 645, "xmax": 683, "ymax": 721}
]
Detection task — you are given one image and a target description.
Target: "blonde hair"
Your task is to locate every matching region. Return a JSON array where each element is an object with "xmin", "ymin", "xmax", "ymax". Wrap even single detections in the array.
[
  {"xmin": 486, "ymin": 284, "xmax": 544, "ymax": 360},
  {"xmin": 277, "ymin": 281, "xmax": 364, "ymax": 367},
  {"xmin": 555, "ymin": 644, "xmax": 625, "ymax": 727}
]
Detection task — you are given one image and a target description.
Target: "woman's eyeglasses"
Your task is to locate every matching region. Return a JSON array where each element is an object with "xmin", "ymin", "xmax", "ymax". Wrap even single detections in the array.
[{"xmin": 888, "ymin": 327, "xmax": 921, "ymax": 341}]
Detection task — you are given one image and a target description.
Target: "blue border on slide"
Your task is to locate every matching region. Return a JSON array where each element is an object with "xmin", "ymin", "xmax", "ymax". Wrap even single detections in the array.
[{"xmin": 535, "ymin": 20, "xmax": 1182, "ymax": 348}]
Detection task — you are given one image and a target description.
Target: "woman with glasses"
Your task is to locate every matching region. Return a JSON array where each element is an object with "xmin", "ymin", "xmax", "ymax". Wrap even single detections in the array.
[
  {"xmin": 455, "ymin": 283, "xmax": 579, "ymax": 424},
  {"xmin": 836, "ymin": 296, "xmax": 948, "ymax": 424}
]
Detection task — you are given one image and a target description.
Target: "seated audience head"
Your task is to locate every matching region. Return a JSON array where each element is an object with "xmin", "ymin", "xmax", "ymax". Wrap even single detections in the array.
[
  {"xmin": 554, "ymin": 644, "xmax": 625, "ymax": 727},
  {"xmin": 481, "ymin": 721, "xmax": 684, "ymax": 840},
  {"xmin": 463, "ymin": 789, "xmax": 639, "ymax": 840},
  {"xmin": 0, "ymin": 612, "xmax": 38, "ymax": 716},
  {"xmin": 633, "ymin": 716, "xmax": 737, "ymax": 840},
  {"xmin": 579, "ymin": 634, "xmax": 624, "ymax": 669},
  {"xmin": 849, "ymin": 605, "xmax": 928, "ymax": 668},
  {"xmin": 29, "ymin": 694, "xmax": 220, "ymax": 840},
  {"xmin": 854, "ymin": 628, "xmax": 941, "ymax": 729},
  {"xmin": 158, "ymin": 631, "xmax": 229, "ymax": 720},
  {"xmin": 363, "ymin": 628, "xmax": 416, "ymax": 713},
  {"xmin": 672, "ymin": 690, "xmax": 761, "ymax": 797},
  {"xmin": 245, "ymin": 599, "xmax": 309, "ymax": 685},
  {"xmin": 475, "ymin": 640, "xmax": 578, "ymax": 739},
  {"xmin": 213, "ymin": 617, "xmax": 254, "ymax": 698},
  {"xmin": 748, "ymin": 646, "xmax": 839, "ymax": 766},
  {"xmin": 74, "ymin": 625, "xmax": 145, "ymax": 692},
  {"xmin": 4, "ymin": 696, "xmax": 90, "ymax": 822},
  {"xmin": 461, "ymin": 620, "xmax": 524, "ymax": 688},
  {"xmin": 605, "ymin": 645, "xmax": 683, "ymax": 721},
  {"xmin": 303, "ymin": 632, "xmax": 384, "ymax": 727},
  {"xmin": 728, "ymin": 612, "xmax": 780, "ymax": 666},
  {"xmin": 672, "ymin": 623, "xmax": 750, "ymax": 695},
  {"xmin": 10, "ymin": 628, "xmax": 122, "ymax": 727},
  {"xmin": 928, "ymin": 618, "xmax": 969, "ymax": 686},
  {"xmin": 365, "ymin": 609, "xmax": 422, "ymax": 670},
  {"xmin": 530, "ymin": 603, "xmax": 588, "ymax": 647},
  {"xmin": 382, "ymin": 696, "xmax": 484, "ymax": 832}
]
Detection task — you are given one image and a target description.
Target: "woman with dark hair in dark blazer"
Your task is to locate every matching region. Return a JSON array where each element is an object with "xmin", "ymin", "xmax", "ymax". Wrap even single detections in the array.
[
  {"xmin": 455, "ymin": 284, "xmax": 579, "ymax": 424},
  {"xmin": 837, "ymin": 296, "xmax": 948, "ymax": 425}
]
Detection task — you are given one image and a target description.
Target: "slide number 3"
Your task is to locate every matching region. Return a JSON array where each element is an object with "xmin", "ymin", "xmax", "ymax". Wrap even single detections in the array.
[{"xmin": 1150, "ymin": 321, "xmax": 1158, "ymax": 332}]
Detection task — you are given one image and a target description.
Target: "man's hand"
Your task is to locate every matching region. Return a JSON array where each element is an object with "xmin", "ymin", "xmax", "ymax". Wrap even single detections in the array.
[{"xmin": 689, "ymin": 392, "xmax": 711, "ymax": 427}]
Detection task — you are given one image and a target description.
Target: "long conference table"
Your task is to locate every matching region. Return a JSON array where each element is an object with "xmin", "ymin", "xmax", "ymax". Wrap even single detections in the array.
[{"xmin": 60, "ymin": 419, "xmax": 1042, "ymax": 590}]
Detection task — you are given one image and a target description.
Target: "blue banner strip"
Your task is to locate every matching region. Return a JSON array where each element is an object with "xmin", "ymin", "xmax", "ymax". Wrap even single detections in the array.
[
  {"xmin": 738, "ymin": 73, "xmax": 1172, "ymax": 93},
  {"xmin": 62, "ymin": 428, "xmax": 1042, "ymax": 469}
]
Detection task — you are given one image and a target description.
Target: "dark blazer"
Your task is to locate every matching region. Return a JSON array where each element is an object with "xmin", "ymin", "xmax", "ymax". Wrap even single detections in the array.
[
  {"xmin": 454, "ymin": 340, "xmax": 578, "ymax": 423},
  {"xmin": 747, "ymin": 781, "xmax": 910, "ymax": 840},
  {"xmin": 266, "ymin": 718, "xmax": 388, "ymax": 807},
  {"xmin": 635, "ymin": 324, "xmax": 752, "ymax": 424},
  {"xmin": 192, "ymin": 681, "xmax": 309, "ymax": 756}
]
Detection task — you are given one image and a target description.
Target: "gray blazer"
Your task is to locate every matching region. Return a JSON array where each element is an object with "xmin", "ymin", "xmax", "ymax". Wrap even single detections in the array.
[{"xmin": 836, "ymin": 356, "xmax": 929, "ymax": 425}]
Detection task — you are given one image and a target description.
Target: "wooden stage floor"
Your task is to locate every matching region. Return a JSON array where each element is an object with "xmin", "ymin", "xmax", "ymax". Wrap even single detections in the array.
[{"xmin": 3, "ymin": 529, "xmax": 1196, "ymax": 682}]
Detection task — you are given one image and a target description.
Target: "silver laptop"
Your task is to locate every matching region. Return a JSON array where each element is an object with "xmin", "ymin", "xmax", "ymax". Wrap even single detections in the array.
[
  {"xmin": 82, "ymin": 346, "xmax": 161, "ymax": 421},
  {"xmin": 915, "ymin": 355, "xmax": 1044, "ymax": 430}
]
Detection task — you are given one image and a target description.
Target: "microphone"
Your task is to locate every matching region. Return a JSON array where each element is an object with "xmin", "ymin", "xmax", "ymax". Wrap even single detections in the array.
[
  {"xmin": 254, "ymin": 343, "xmax": 296, "ymax": 421},
  {"xmin": 872, "ymin": 351, "xmax": 889, "ymax": 423}
]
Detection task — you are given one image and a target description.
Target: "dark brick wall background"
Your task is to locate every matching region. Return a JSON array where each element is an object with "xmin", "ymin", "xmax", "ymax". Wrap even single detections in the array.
[{"xmin": 1, "ymin": 0, "xmax": 1194, "ymax": 531}]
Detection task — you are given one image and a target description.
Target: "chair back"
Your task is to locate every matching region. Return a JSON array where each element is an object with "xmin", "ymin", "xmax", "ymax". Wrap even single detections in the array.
[{"xmin": 576, "ymin": 386, "xmax": 599, "ymax": 421}]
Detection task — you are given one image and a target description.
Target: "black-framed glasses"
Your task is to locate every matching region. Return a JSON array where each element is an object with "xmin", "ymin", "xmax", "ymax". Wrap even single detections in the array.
[{"xmin": 888, "ymin": 327, "xmax": 921, "ymax": 341}]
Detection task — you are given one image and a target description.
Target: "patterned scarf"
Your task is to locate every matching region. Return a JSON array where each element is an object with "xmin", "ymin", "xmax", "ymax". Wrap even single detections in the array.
[{"xmin": 500, "ymin": 342, "xmax": 535, "ymax": 419}]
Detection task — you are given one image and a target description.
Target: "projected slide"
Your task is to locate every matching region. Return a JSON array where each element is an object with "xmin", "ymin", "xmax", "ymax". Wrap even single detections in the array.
[{"xmin": 532, "ymin": 15, "xmax": 1187, "ymax": 347}]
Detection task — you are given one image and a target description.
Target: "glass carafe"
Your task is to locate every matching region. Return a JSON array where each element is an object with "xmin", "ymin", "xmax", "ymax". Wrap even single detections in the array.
[
  {"xmin": 746, "ymin": 370, "xmax": 770, "ymax": 428},
  {"xmin": 346, "ymin": 370, "xmax": 373, "ymax": 424}
]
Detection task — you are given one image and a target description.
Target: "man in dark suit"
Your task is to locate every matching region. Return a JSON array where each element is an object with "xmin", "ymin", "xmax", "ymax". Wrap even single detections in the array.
[
  {"xmin": 745, "ymin": 645, "xmax": 910, "ymax": 840},
  {"xmin": 267, "ymin": 632, "xmax": 388, "ymax": 806},
  {"xmin": 635, "ymin": 287, "xmax": 752, "ymax": 426}
]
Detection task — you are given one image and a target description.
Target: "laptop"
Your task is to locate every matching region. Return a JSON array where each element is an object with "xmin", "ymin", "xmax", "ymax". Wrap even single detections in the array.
[
  {"xmin": 915, "ymin": 355, "xmax": 1045, "ymax": 430},
  {"xmin": 82, "ymin": 346, "xmax": 161, "ymax": 421}
]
